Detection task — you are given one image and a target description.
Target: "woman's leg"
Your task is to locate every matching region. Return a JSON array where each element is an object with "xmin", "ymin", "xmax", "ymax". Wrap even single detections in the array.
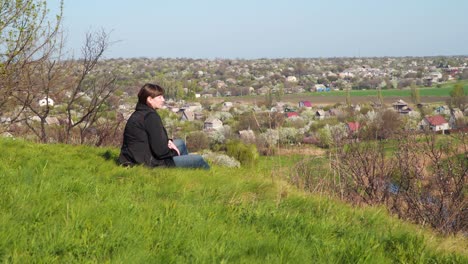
[
  {"xmin": 172, "ymin": 138, "xmax": 209, "ymax": 169},
  {"xmin": 173, "ymin": 154, "xmax": 210, "ymax": 170},
  {"xmin": 173, "ymin": 138, "xmax": 189, "ymax": 155}
]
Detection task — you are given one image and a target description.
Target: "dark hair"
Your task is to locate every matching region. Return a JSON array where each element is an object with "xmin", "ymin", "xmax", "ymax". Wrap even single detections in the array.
[{"xmin": 138, "ymin": 83, "xmax": 165, "ymax": 104}]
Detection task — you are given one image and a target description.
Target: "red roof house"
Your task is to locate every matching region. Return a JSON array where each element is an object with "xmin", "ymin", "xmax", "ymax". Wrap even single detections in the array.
[
  {"xmin": 420, "ymin": 115, "xmax": 449, "ymax": 132},
  {"xmin": 286, "ymin": 112, "xmax": 299, "ymax": 118},
  {"xmin": 298, "ymin": 101, "xmax": 312, "ymax": 108},
  {"xmin": 346, "ymin": 121, "xmax": 360, "ymax": 134}
]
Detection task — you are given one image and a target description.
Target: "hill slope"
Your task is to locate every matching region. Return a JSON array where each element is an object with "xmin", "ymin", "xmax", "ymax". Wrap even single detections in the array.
[{"xmin": 0, "ymin": 138, "xmax": 466, "ymax": 263}]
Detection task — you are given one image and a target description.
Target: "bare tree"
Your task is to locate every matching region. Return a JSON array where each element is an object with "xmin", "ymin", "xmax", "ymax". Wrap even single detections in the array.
[
  {"xmin": 14, "ymin": 58, "xmax": 63, "ymax": 142},
  {"xmin": 61, "ymin": 30, "xmax": 118, "ymax": 144},
  {"xmin": 9, "ymin": 27, "xmax": 117, "ymax": 144},
  {"xmin": 2, "ymin": 2, "xmax": 117, "ymax": 145},
  {"xmin": 0, "ymin": 0, "xmax": 63, "ymax": 131}
]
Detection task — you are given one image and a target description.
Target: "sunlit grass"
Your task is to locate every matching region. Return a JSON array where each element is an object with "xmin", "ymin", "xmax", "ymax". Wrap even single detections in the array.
[{"xmin": 0, "ymin": 138, "xmax": 466, "ymax": 263}]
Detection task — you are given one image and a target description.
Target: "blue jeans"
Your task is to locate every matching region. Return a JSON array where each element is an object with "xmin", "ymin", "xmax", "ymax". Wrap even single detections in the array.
[{"xmin": 172, "ymin": 139, "xmax": 210, "ymax": 170}]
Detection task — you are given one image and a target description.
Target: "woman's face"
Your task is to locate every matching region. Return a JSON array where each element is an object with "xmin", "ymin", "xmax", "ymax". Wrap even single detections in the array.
[{"xmin": 147, "ymin": 95, "xmax": 165, "ymax": 109}]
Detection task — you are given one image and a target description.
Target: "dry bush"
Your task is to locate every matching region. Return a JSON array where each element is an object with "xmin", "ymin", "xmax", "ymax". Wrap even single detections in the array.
[
  {"xmin": 186, "ymin": 131, "xmax": 210, "ymax": 152},
  {"xmin": 331, "ymin": 140, "xmax": 393, "ymax": 205},
  {"xmin": 290, "ymin": 157, "xmax": 336, "ymax": 195},
  {"xmin": 295, "ymin": 130, "xmax": 466, "ymax": 234},
  {"xmin": 389, "ymin": 132, "xmax": 467, "ymax": 234}
]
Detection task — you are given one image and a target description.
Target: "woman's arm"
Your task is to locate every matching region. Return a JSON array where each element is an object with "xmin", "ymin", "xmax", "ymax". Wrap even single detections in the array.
[
  {"xmin": 168, "ymin": 139, "xmax": 180, "ymax": 155},
  {"xmin": 144, "ymin": 112, "xmax": 175, "ymax": 159}
]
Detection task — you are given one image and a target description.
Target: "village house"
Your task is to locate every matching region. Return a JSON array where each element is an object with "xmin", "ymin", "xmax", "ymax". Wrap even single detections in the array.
[
  {"xmin": 419, "ymin": 115, "xmax": 450, "ymax": 132},
  {"xmin": 204, "ymin": 117, "xmax": 223, "ymax": 131},
  {"xmin": 286, "ymin": 112, "xmax": 299, "ymax": 118},
  {"xmin": 346, "ymin": 121, "xmax": 360, "ymax": 135},
  {"xmin": 222, "ymin": 101, "xmax": 233, "ymax": 111},
  {"xmin": 314, "ymin": 84, "xmax": 329, "ymax": 92},
  {"xmin": 434, "ymin": 105, "xmax": 450, "ymax": 115},
  {"xmin": 392, "ymin": 99, "xmax": 411, "ymax": 114},
  {"xmin": 182, "ymin": 102, "xmax": 203, "ymax": 112},
  {"xmin": 39, "ymin": 97, "xmax": 55, "ymax": 107},
  {"xmin": 315, "ymin": 109, "xmax": 328, "ymax": 120},
  {"xmin": 352, "ymin": 104, "xmax": 361, "ymax": 112},
  {"xmin": 178, "ymin": 109, "xmax": 195, "ymax": 121},
  {"xmin": 298, "ymin": 101, "xmax": 312, "ymax": 108}
]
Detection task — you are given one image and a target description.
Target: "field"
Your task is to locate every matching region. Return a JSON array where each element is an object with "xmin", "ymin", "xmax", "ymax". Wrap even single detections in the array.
[
  {"xmin": 220, "ymin": 81, "xmax": 468, "ymax": 106},
  {"xmin": 1, "ymin": 138, "xmax": 467, "ymax": 263}
]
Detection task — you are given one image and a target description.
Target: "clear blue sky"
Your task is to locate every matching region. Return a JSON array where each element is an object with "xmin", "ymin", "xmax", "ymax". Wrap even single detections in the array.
[{"xmin": 52, "ymin": 0, "xmax": 468, "ymax": 59}]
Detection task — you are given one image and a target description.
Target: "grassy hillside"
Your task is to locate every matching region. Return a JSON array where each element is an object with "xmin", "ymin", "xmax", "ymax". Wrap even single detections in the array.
[{"xmin": 0, "ymin": 138, "xmax": 466, "ymax": 263}]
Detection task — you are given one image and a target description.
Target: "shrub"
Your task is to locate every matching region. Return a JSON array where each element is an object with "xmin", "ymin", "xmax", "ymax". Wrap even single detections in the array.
[
  {"xmin": 257, "ymin": 129, "xmax": 279, "ymax": 152},
  {"xmin": 316, "ymin": 126, "xmax": 332, "ymax": 148},
  {"xmin": 278, "ymin": 127, "xmax": 301, "ymax": 145},
  {"xmin": 327, "ymin": 131, "xmax": 467, "ymax": 234},
  {"xmin": 226, "ymin": 140, "xmax": 259, "ymax": 167},
  {"xmin": 284, "ymin": 116, "xmax": 305, "ymax": 129},
  {"xmin": 208, "ymin": 129, "xmax": 226, "ymax": 151},
  {"xmin": 186, "ymin": 131, "xmax": 209, "ymax": 152},
  {"xmin": 201, "ymin": 150, "xmax": 240, "ymax": 168}
]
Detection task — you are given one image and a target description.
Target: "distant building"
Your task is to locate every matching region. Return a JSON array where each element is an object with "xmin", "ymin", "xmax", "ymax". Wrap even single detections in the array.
[
  {"xmin": 286, "ymin": 112, "xmax": 299, "ymax": 118},
  {"xmin": 314, "ymin": 84, "xmax": 329, "ymax": 92},
  {"xmin": 346, "ymin": 121, "xmax": 360, "ymax": 135},
  {"xmin": 178, "ymin": 109, "xmax": 194, "ymax": 121},
  {"xmin": 204, "ymin": 117, "xmax": 223, "ymax": 131},
  {"xmin": 434, "ymin": 105, "xmax": 450, "ymax": 115},
  {"xmin": 222, "ymin": 102, "xmax": 233, "ymax": 111},
  {"xmin": 298, "ymin": 101, "xmax": 312, "ymax": 108},
  {"xmin": 392, "ymin": 99, "xmax": 411, "ymax": 114},
  {"xmin": 39, "ymin": 97, "xmax": 54, "ymax": 107},
  {"xmin": 315, "ymin": 109, "xmax": 327, "ymax": 120},
  {"xmin": 419, "ymin": 115, "xmax": 449, "ymax": 132}
]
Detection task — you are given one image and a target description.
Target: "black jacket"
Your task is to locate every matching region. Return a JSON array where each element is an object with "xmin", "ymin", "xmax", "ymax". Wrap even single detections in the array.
[{"xmin": 119, "ymin": 102, "xmax": 176, "ymax": 167}]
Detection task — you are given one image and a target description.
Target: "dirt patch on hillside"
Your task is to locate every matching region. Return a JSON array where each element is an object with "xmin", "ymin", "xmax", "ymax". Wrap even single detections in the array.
[{"xmin": 276, "ymin": 145, "xmax": 326, "ymax": 156}]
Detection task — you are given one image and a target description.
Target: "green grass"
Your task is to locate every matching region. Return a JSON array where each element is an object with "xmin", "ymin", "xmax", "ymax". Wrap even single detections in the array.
[
  {"xmin": 0, "ymin": 138, "xmax": 467, "ymax": 263},
  {"xmin": 229, "ymin": 80, "xmax": 468, "ymax": 103},
  {"xmin": 303, "ymin": 80, "xmax": 468, "ymax": 98}
]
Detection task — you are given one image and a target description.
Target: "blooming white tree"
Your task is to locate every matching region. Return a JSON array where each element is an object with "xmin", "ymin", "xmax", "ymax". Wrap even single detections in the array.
[
  {"xmin": 279, "ymin": 127, "xmax": 300, "ymax": 145},
  {"xmin": 259, "ymin": 129, "xmax": 279, "ymax": 148}
]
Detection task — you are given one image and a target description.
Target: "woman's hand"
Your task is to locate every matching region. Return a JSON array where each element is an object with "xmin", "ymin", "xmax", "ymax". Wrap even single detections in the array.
[{"xmin": 168, "ymin": 140, "xmax": 180, "ymax": 156}]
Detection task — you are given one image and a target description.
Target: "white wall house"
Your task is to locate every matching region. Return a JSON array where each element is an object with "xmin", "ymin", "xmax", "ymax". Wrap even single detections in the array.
[
  {"xmin": 38, "ymin": 97, "xmax": 54, "ymax": 107},
  {"xmin": 419, "ymin": 115, "xmax": 450, "ymax": 132},
  {"xmin": 204, "ymin": 117, "xmax": 223, "ymax": 131}
]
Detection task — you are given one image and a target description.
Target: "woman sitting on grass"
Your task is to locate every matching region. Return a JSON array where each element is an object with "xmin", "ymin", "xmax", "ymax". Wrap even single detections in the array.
[{"xmin": 119, "ymin": 83, "xmax": 209, "ymax": 169}]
